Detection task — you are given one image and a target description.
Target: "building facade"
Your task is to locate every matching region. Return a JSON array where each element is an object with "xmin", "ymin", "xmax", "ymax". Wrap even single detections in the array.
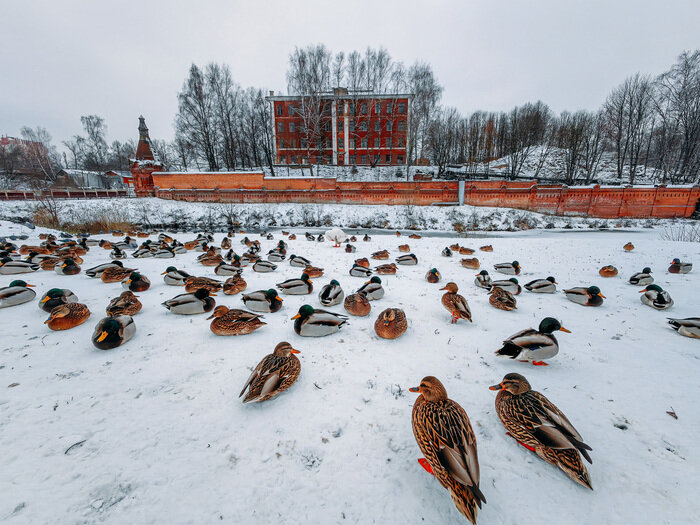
[{"xmin": 267, "ymin": 88, "xmax": 412, "ymax": 166}]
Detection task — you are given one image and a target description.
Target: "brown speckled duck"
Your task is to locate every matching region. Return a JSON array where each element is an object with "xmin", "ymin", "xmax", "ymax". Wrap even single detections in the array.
[
  {"xmin": 44, "ymin": 303, "xmax": 91, "ymax": 331},
  {"xmin": 223, "ymin": 275, "xmax": 247, "ymax": 295},
  {"xmin": 599, "ymin": 265, "xmax": 618, "ymax": 277},
  {"xmin": 374, "ymin": 308, "xmax": 407, "ymax": 339},
  {"xmin": 208, "ymin": 305, "xmax": 266, "ymax": 336},
  {"xmin": 239, "ymin": 342, "xmax": 301, "ymax": 403},
  {"xmin": 106, "ymin": 291, "xmax": 142, "ymax": 316},
  {"xmin": 488, "ymin": 286, "xmax": 517, "ymax": 311},
  {"xmin": 344, "ymin": 291, "xmax": 371, "ymax": 316},
  {"xmin": 375, "ymin": 263, "xmax": 397, "ymax": 275},
  {"xmin": 185, "ymin": 276, "xmax": 223, "ymax": 294},
  {"xmin": 440, "ymin": 282, "xmax": 472, "ymax": 323}
]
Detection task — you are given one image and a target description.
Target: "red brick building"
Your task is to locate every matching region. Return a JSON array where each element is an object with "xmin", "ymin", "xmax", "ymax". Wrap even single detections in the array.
[{"xmin": 267, "ymin": 88, "xmax": 412, "ymax": 166}]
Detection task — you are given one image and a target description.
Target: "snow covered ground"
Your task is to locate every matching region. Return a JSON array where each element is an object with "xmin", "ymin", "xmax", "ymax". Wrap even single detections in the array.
[{"xmin": 1, "ymin": 220, "xmax": 699, "ymax": 524}]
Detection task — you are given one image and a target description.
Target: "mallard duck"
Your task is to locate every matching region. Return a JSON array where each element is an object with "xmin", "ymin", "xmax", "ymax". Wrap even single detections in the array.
[
  {"xmin": 99, "ymin": 239, "xmax": 113, "ymax": 250},
  {"xmin": 372, "ymin": 250, "xmax": 390, "ymax": 260},
  {"xmin": 253, "ymin": 260, "xmax": 277, "ymax": 273},
  {"xmin": 304, "ymin": 265, "xmax": 324, "ymax": 278},
  {"xmin": 214, "ymin": 262, "xmax": 243, "ymax": 276},
  {"xmin": 200, "ymin": 254, "xmax": 224, "ymax": 267},
  {"xmin": 154, "ymin": 247, "xmax": 175, "ymax": 258},
  {"xmin": 623, "ymin": 242, "xmax": 634, "ymax": 252},
  {"xmin": 288, "ymin": 234, "xmax": 297, "ymax": 240},
  {"xmin": 223, "ymin": 275, "xmax": 247, "ymax": 295},
  {"xmin": 440, "ymin": 282, "xmax": 471, "ymax": 323},
  {"xmin": 357, "ymin": 276, "xmax": 384, "ymax": 300},
  {"xmin": 267, "ymin": 251, "xmax": 286, "ymax": 262},
  {"xmin": 489, "ymin": 373, "xmax": 593, "ymax": 489},
  {"xmin": 496, "ymin": 317, "xmax": 571, "ymax": 365},
  {"xmin": 0, "ymin": 280, "xmax": 36, "ymax": 308},
  {"xmin": 221, "ymin": 237, "xmax": 232, "ymax": 250},
  {"xmin": 489, "ymin": 286, "xmax": 517, "ymax": 310},
  {"xmin": 442, "ymin": 247, "xmax": 452, "ymax": 257},
  {"xmin": 184, "ymin": 276, "xmax": 223, "ymax": 294},
  {"xmin": 668, "ymin": 258, "xmax": 692, "ymax": 274},
  {"xmin": 474, "ymin": 270, "xmax": 492, "ymax": 290},
  {"xmin": 598, "ymin": 265, "xmax": 618, "ymax": 278},
  {"xmin": 355, "ymin": 257, "xmax": 370, "ymax": 268},
  {"xmin": 461, "ymin": 258, "xmax": 480, "ymax": 270},
  {"xmin": 564, "ymin": 286, "xmax": 605, "ymax": 306},
  {"xmin": 426, "ymin": 268, "xmax": 441, "ymax": 283},
  {"xmin": 132, "ymin": 247, "xmax": 155, "ymax": 258},
  {"xmin": 374, "ymin": 308, "xmax": 407, "ymax": 339},
  {"xmin": 38, "ymin": 288, "xmax": 78, "ymax": 312},
  {"xmin": 0, "ymin": 257, "xmax": 39, "ymax": 274},
  {"xmin": 349, "ymin": 264, "xmax": 373, "ymax": 278},
  {"xmin": 524, "ymin": 276, "xmax": 557, "ymax": 293},
  {"xmin": 110, "ymin": 246, "xmax": 127, "ymax": 259},
  {"xmin": 349, "ymin": 235, "xmax": 357, "ymax": 242},
  {"xmin": 395, "ymin": 231, "xmax": 402, "ymax": 237},
  {"xmin": 101, "ymin": 265, "xmax": 137, "ymax": 283},
  {"xmin": 398, "ymin": 244, "xmax": 410, "ymax": 253},
  {"xmin": 277, "ymin": 273, "xmax": 313, "ymax": 295},
  {"xmin": 449, "ymin": 243, "xmax": 461, "ymax": 251},
  {"xmin": 92, "ymin": 315, "xmax": 136, "ymax": 350},
  {"xmin": 667, "ymin": 318, "xmax": 700, "ymax": 339},
  {"xmin": 39, "ymin": 257, "xmax": 60, "ymax": 271},
  {"xmin": 162, "ymin": 266, "xmax": 190, "ymax": 286},
  {"xmin": 494, "ymin": 261, "xmax": 520, "ymax": 275},
  {"xmin": 480, "ymin": 245, "xmax": 493, "ymax": 252},
  {"xmin": 396, "ymin": 253, "xmax": 418, "ymax": 265},
  {"xmin": 112, "ymin": 230, "xmax": 124, "ymax": 237},
  {"xmin": 86, "ymin": 260, "xmax": 123, "ymax": 278},
  {"xmin": 491, "ymin": 278, "xmax": 521, "ymax": 295},
  {"xmin": 319, "ymin": 280, "xmax": 344, "ymax": 306},
  {"xmin": 410, "ymin": 376, "xmax": 486, "ymax": 524},
  {"xmin": 122, "ymin": 272, "xmax": 150, "ymax": 292},
  {"xmin": 292, "ymin": 304, "xmax": 348, "ymax": 336},
  {"xmin": 208, "ymin": 305, "xmax": 266, "ymax": 336},
  {"xmin": 363, "ymin": 234, "xmax": 371, "ymax": 242},
  {"xmin": 239, "ymin": 342, "xmax": 301, "ymax": 403},
  {"xmin": 106, "ymin": 291, "xmax": 142, "ymax": 316},
  {"xmin": 345, "ymin": 244, "xmax": 356, "ymax": 253},
  {"xmin": 162, "ymin": 288, "xmax": 216, "ymax": 314},
  {"xmin": 171, "ymin": 244, "xmax": 187, "ymax": 255},
  {"xmin": 44, "ymin": 303, "xmax": 91, "ymax": 331},
  {"xmin": 408, "ymin": 233, "xmax": 421, "ymax": 239},
  {"xmin": 238, "ymin": 287, "xmax": 281, "ymax": 311},
  {"xmin": 640, "ymin": 284, "xmax": 673, "ymax": 310},
  {"xmin": 375, "ymin": 263, "xmax": 397, "ymax": 275},
  {"xmin": 629, "ymin": 267, "xmax": 653, "ymax": 286},
  {"xmin": 305, "ymin": 232, "xmax": 316, "ymax": 242},
  {"xmin": 289, "ymin": 254, "xmax": 311, "ymax": 268},
  {"xmin": 459, "ymin": 247, "xmax": 475, "ymax": 255},
  {"xmin": 55, "ymin": 257, "xmax": 81, "ymax": 275},
  {"xmin": 344, "ymin": 291, "xmax": 371, "ymax": 316}
]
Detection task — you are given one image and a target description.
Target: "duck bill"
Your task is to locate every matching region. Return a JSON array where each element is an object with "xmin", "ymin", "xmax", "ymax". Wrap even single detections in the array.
[
  {"xmin": 290, "ymin": 349, "xmax": 301, "ymax": 354},
  {"xmin": 43, "ymin": 317, "xmax": 53, "ymax": 324},
  {"xmin": 161, "ymin": 271, "xmax": 167, "ymax": 275},
  {"xmin": 40, "ymin": 296, "xmax": 50, "ymax": 303},
  {"xmin": 638, "ymin": 289, "xmax": 646, "ymax": 293},
  {"xmin": 291, "ymin": 313, "xmax": 301, "ymax": 320},
  {"xmin": 25, "ymin": 283, "xmax": 35, "ymax": 287},
  {"xmin": 439, "ymin": 285, "xmax": 448, "ymax": 290},
  {"xmin": 489, "ymin": 383, "xmax": 504, "ymax": 391},
  {"xmin": 96, "ymin": 331, "xmax": 108, "ymax": 342},
  {"xmin": 409, "ymin": 386, "xmax": 420, "ymax": 393},
  {"xmin": 206, "ymin": 314, "xmax": 215, "ymax": 320},
  {"xmin": 599, "ymin": 293, "xmax": 606, "ymax": 298},
  {"xmin": 275, "ymin": 296, "xmax": 283, "ymax": 302},
  {"xmin": 559, "ymin": 326, "xmax": 572, "ymax": 333}
]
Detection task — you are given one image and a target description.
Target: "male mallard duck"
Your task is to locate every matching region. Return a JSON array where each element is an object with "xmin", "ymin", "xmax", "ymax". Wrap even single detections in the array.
[
  {"xmin": 0, "ymin": 257, "xmax": 39, "ymax": 274},
  {"xmin": 92, "ymin": 315, "xmax": 136, "ymax": 350},
  {"xmin": 132, "ymin": 247, "xmax": 155, "ymax": 258},
  {"xmin": 267, "ymin": 250, "xmax": 286, "ymax": 262},
  {"xmin": 214, "ymin": 262, "xmax": 243, "ymax": 276},
  {"xmin": 110, "ymin": 246, "xmax": 127, "ymax": 259},
  {"xmin": 640, "ymin": 284, "xmax": 673, "ymax": 310},
  {"xmin": 208, "ymin": 305, "xmax": 266, "ymax": 336},
  {"xmin": 480, "ymin": 245, "xmax": 493, "ymax": 252},
  {"xmin": 154, "ymin": 247, "xmax": 175, "ymax": 258},
  {"xmin": 38, "ymin": 288, "xmax": 78, "ymax": 312},
  {"xmin": 345, "ymin": 244, "xmax": 356, "ymax": 253},
  {"xmin": 442, "ymin": 247, "xmax": 452, "ymax": 257},
  {"xmin": 629, "ymin": 267, "xmax": 653, "ymax": 286},
  {"xmin": 305, "ymin": 232, "xmax": 316, "ymax": 241},
  {"xmin": 55, "ymin": 257, "xmax": 81, "ymax": 275},
  {"xmin": 375, "ymin": 263, "xmax": 397, "ymax": 275},
  {"xmin": 474, "ymin": 270, "xmax": 492, "ymax": 290},
  {"xmin": 349, "ymin": 264, "xmax": 373, "ymax": 278},
  {"xmin": 494, "ymin": 260, "xmax": 521, "ymax": 275},
  {"xmin": 86, "ymin": 260, "xmax": 123, "ymax": 278},
  {"xmin": 304, "ymin": 265, "xmax": 324, "ymax": 278},
  {"xmin": 357, "ymin": 276, "xmax": 384, "ymax": 300},
  {"xmin": 409, "ymin": 376, "xmax": 486, "ymax": 524},
  {"xmin": 223, "ymin": 275, "xmax": 247, "ymax": 295},
  {"xmin": 122, "ymin": 272, "xmax": 150, "ymax": 292},
  {"xmin": 495, "ymin": 317, "xmax": 571, "ymax": 365},
  {"xmin": 101, "ymin": 265, "xmax": 137, "ymax": 283},
  {"xmin": 440, "ymin": 282, "xmax": 471, "ymax": 323},
  {"xmin": 667, "ymin": 318, "xmax": 700, "ymax": 339},
  {"xmin": 489, "ymin": 373, "xmax": 593, "ymax": 489},
  {"xmin": 344, "ymin": 291, "xmax": 371, "ymax": 316},
  {"xmin": 162, "ymin": 266, "xmax": 191, "ymax": 286},
  {"xmin": 242, "ymin": 289, "xmax": 283, "ymax": 313},
  {"xmin": 185, "ymin": 276, "xmax": 223, "ymax": 294},
  {"xmin": 319, "ymin": 280, "xmax": 344, "ymax": 306},
  {"xmin": 0, "ymin": 280, "xmax": 36, "ymax": 308},
  {"xmin": 372, "ymin": 250, "xmax": 390, "ymax": 260},
  {"xmin": 564, "ymin": 286, "xmax": 605, "ymax": 306},
  {"xmin": 374, "ymin": 308, "xmax": 407, "ymax": 339},
  {"xmin": 489, "ymin": 286, "xmax": 517, "ymax": 310},
  {"xmin": 461, "ymin": 258, "xmax": 480, "ymax": 270},
  {"xmin": 598, "ymin": 265, "xmax": 618, "ymax": 278},
  {"xmin": 106, "ymin": 291, "xmax": 142, "ymax": 316},
  {"xmin": 491, "ymin": 278, "xmax": 521, "ymax": 295},
  {"xmin": 396, "ymin": 253, "xmax": 418, "ymax": 265},
  {"xmin": 44, "ymin": 303, "xmax": 91, "ymax": 331},
  {"xmin": 292, "ymin": 304, "xmax": 348, "ymax": 336},
  {"xmin": 524, "ymin": 276, "xmax": 556, "ymax": 293},
  {"xmin": 355, "ymin": 257, "xmax": 370, "ymax": 268},
  {"xmin": 289, "ymin": 254, "xmax": 312, "ymax": 268},
  {"xmin": 363, "ymin": 234, "xmax": 371, "ymax": 242},
  {"xmin": 277, "ymin": 273, "xmax": 313, "ymax": 295},
  {"xmin": 426, "ymin": 268, "xmax": 441, "ymax": 283},
  {"xmin": 253, "ymin": 260, "xmax": 277, "ymax": 273},
  {"xmin": 623, "ymin": 242, "xmax": 634, "ymax": 252},
  {"xmin": 239, "ymin": 342, "xmax": 301, "ymax": 403},
  {"xmin": 458, "ymin": 247, "xmax": 475, "ymax": 255},
  {"xmin": 162, "ymin": 288, "xmax": 216, "ymax": 314},
  {"xmin": 668, "ymin": 258, "xmax": 692, "ymax": 274},
  {"xmin": 398, "ymin": 244, "xmax": 410, "ymax": 253}
]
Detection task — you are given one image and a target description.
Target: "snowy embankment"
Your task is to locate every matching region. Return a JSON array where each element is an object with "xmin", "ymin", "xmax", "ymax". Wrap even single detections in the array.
[{"xmin": 1, "ymin": 219, "xmax": 699, "ymax": 524}]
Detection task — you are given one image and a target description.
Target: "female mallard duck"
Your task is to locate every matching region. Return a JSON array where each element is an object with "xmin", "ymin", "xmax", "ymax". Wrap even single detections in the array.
[
  {"xmin": 214, "ymin": 262, "xmax": 243, "ymax": 277},
  {"xmin": 199, "ymin": 254, "xmax": 224, "ymax": 267},
  {"xmin": 86, "ymin": 260, "xmax": 123, "ymax": 278},
  {"xmin": 459, "ymin": 247, "xmax": 475, "ymax": 255},
  {"xmin": 357, "ymin": 276, "xmax": 384, "ymax": 300},
  {"xmin": 101, "ymin": 265, "xmax": 137, "ymax": 283},
  {"xmin": 629, "ymin": 267, "xmax": 653, "ymax": 286},
  {"xmin": 221, "ymin": 237, "xmax": 232, "ymax": 250},
  {"xmin": 623, "ymin": 242, "xmax": 634, "ymax": 252},
  {"xmin": 375, "ymin": 263, "xmax": 397, "ymax": 275},
  {"xmin": 106, "ymin": 291, "xmax": 142, "ymax": 316},
  {"xmin": 345, "ymin": 244, "xmax": 356, "ymax": 253},
  {"xmin": 640, "ymin": 284, "xmax": 673, "ymax": 310},
  {"xmin": 208, "ymin": 305, "xmax": 266, "ymax": 336},
  {"xmin": 39, "ymin": 288, "xmax": 78, "ymax": 312},
  {"xmin": 489, "ymin": 373, "xmax": 593, "ymax": 489},
  {"xmin": 667, "ymin": 318, "xmax": 700, "ymax": 339},
  {"xmin": 442, "ymin": 247, "xmax": 452, "ymax": 257},
  {"xmin": 474, "ymin": 270, "xmax": 492, "ymax": 290},
  {"xmin": 668, "ymin": 258, "xmax": 692, "ymax": 274},
  {"xmin": 110, "ymin": 246, "xmax": 127, "ymax": 259},
  {"xmin": 410, "ymin": 376, "xmax": 486, "ymax": 524},
  {"xmin": 319, "ymin": 279, "xmax": 344, "ymax": 306},
  {"xmin": 494, "ymin": 260, "xmax": 521, "ymax": 275},
  {"xmin": 349, "ymin": 235, "xmax": 357, "ymax": 242},
  {"xmin": 0, "ymin": 280, "xmax": 36, "ymax": 308},
  {"xmin": 292, "ymin": 304, "xmax": 348, "ymax": 336},
  {"xmin": 461, "ymin": 258, "xmax": 480, "ymax": 270},
  {"xmin": 55, "ymin": 257, "xmax": 81, "ymax": 275},
  {"xmin": 44, "ymin": 303, "xmax": 91, "ymax": 331},
  {"xmin": 289, "ymin": 254, "xmax": 312, "ymax": 268},
  {"xmin": 162, "ymin": 266, "xmax": 191, "ymax": 286},
  {"xmin": 288, "ymin": 233, "xmax": 297, "ymax": 240},
  {"xmin": 0, "ymin": 257, "xmax": 39, "ymax": 274},
  {"xmin": 277, "ymin": 273, "xmax": 313, "ymax": 295},
  {"xmin": 480, "ymin": 245, "xmax": 493, "ymax": 252},
  {"xmin": 598, "ymin": 266, "xmax": 618, "ymax": 278},
  {"xmin": 185, "ymin": 276, "xmax": 223, "ymax": 294},
  {"xmin": 396, "ymin": 253, "xmax": 418, "ymax": 266},
  {"xmin": 162, "ymin": 288, "xmax": 216, "ymax": 314},
  {"xmin": 239, "ymin": 342, "xmax": 301, "ymax": 403},
  {"xmin": 524, "ymin": 276, "xmax": 556, "ymax": 293},
  {"xmin": 242, "ymin": 289, "xmax": 283, "ymax": 313},
  {"xmin": 440, "ymin": 282, "xmax": 472, "ymax": 323},
  {"xmin": 495, "ymin": 317, "xmax": 571, "ymax": 366},
  {"xmin": 363, "ymin": 234, "xmax": 371, "ymax": 242},
  {"xmin": 491, "ymin": 278, "xmax": 521, "ymax": 295},
  {"xmin": 426, "ymin": 268, "xmax": 441, "ymax": 283},
  {"xmin": 92, "ymin": 315, "xmax": 136, "ymax": 350},
  {"xmin": 408, "ymin": 233, "xmax": 421, "ymax": 239},
  {"xmin": 374, "ymin": 308, "xmax": 407, "ymax": 339},
  {"xmin": 344, "ymin": 291, "xmax": 371, "ymax": 316},
  {"xmin": 489, "ymin": 286, "xmax": 517, "ymax": 311},
  {"xmin": 223, "ymin": 275, "xmax": 247, "ymax": 295},
  {"xmin": 39, "ymin": 257, "xmax": 60, "ymax": 271},
  {"xmin": 564, "ymin": 286, "xmax": 605, "ymax": 306},
  {"xmin": 304, "ymin": 265, "xmax": 324, "ymax": 278},
  {"xmin": 398, "ymin": 244, "xmax": 410, "ymax": 253},
  {"xmin": 350, "ymin": 264, "xmax": 373, "ymax": 278},
  {"xmin": 355, "ymin": 257, "xmax": 370, "ymax": 268},
  {"xmin": 253, "ymin": 260, "xmax": 277, "ymax": 273},
  {"xmin": 122, "ymin": 272, "xmax": 150, "ymax": 292},
  {"xmin": 372, "ymin": 250, "xmax": 390, "ymax": 260}
]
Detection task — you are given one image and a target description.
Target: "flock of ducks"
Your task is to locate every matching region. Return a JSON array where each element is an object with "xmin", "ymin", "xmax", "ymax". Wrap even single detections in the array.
[{"xmin": 1, "ymin": 227, "xmax": 697, "ymax": 523}]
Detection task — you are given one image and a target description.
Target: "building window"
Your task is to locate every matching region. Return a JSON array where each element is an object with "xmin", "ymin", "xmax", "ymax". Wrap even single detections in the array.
[
  {"xmin": 361, "ymin": 155, "xmax": 367, "ymax": 164},
  {"xmin": 326, "ymin": 155, "xmax": 332, "ymax": 164},
  {"xmin": 301, "ymin": 139, "xmax": 307, "ymax": 149},
  {"xmin": 374, "ymin": 121, "xmax": 380, "ymax": 132},
  {"xmin": 386, "ymin": 154, "xmax": 391, "ymax": 163},
  {"xmin": 350, "ymin": 138, "xmax": 356, "ymax": 149},
  {"xmin": 350, "ymin": 155, "xmax": 356, "ymax": 165},
  {"xmin": 398, "ymin": 139, "xmax": 405, "ymax": 147},
  {"xmin": 292, "ymin": 156, "xmax": 297, "ymax": 163},
  {"xmin": 338, "ymin": 120, "xmax": 343, "ymax": 131},
  {"xmin": 349, "ymin": 103, "xmax": 355, "ymax": 115},
  {"xmin": 387, "ymin": 103, "xmax": 393, "ymax": 113},
  {"xmin": 397, "ymin": 155, "xmax": 404, "ymax": 164},
  {"xmin": 337, "ymin": 101, "xmax": 344, "ymax": 115},
  {"xmin": 337, "ymin": 137, "xmax": 343, "ymax": 150},
  {"xmin": 289, "ymin": 122, "xmax": 295, "ymax": 132},
  {"xmin": 374, "ymin": 138, "xmax": 380, "ymax": 148},
  {"xmin": 387, "ymin": 120, "xmax": 393, "ymax": 131},
  {"xmin": 349, "ymin": 120, "xmax": 355, "ymax": 132},
  {"xmin": 375, "ymin": 102, "xmax": 380, "ymax": 114},
  {"xmin": 398, "ymin": 103, "xmax": 406, "ymax": 114},
  {"xmin": 277, "ymin": 122, "xmax": 284, "ymax": 133},
  {"xmin": 360, "ymin": 121, "xmax": 367, "ymax": 131},
  {"xmin": 276, "ymin": 104, "xmax": 282, "ymax": 116},
  {"xmin": 325, "ymin": 121, "xmax": 331, "ymax": 132},
  {"xmin": 398, "ymin": 120, "xmax": 406, "ymax": 131},
  {"xmin": 361, "ymin": 137, "xmax": 368, "ymax": 148},
  {"xmin": 289, "ymin": 106, "xmax": 295, "ymax": 116},
  {"xmin": 386, "ymin": 137, "xmax": 392, "ymax": 148},
  {"xmin": 361, "ymin": 103, "xmax": 367, "ymax": 114},
  {"xmin": 374, "ymin": 154, "xmax": 380, "ymax": 164}
]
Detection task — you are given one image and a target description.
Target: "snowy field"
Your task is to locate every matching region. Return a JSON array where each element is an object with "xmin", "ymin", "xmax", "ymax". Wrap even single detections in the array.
[{"xmin": 1, "ymin": 219, "xmax": 699, "ymax": 524}]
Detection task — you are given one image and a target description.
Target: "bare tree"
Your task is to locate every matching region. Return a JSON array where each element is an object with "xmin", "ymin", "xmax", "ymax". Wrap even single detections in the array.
[{"xmin": 20, "ymin": 126, "xmax": 60, "ymax": 184}]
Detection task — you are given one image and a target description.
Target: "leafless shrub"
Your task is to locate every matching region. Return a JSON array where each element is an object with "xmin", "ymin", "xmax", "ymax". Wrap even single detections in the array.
[{"xmin": 660, "ymin": 224, "xmax": 700, "ymax": 242}]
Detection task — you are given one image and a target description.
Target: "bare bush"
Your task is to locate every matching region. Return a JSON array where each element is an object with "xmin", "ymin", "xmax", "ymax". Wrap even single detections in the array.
[{"xmin": 659, "ymin": 224, "xmax": 700, "ymax": 242}]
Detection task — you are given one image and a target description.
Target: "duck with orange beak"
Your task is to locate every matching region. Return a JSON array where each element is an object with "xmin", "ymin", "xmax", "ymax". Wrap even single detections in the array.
[
  {"xmin": 640, "ymin": 284, "xmax": 673, "ymax": 310},
  {"xmin": 495, "ymin": 317, "xmax": 571, "ymax": 366},
  {"xmin": 292, "ymin": 304, "xmax": 347, "ymax": 336},
  {"xmin": 440, "ymin": 282, "xmax": 472, "ymax": 324},
  {"xmin": 564, "ymin": 286, "xmax": 605, "ymax": 306},
  {"xmin": 92, "ymin": 315, "xmax": 136, "ymax": 350},
  {"xmin": 0, "ymin": 280, "xmax": 36, "ymax": 308},
  {"xmin": 239, "ymin": 342, "xmax": 301, "ymax": 403}
]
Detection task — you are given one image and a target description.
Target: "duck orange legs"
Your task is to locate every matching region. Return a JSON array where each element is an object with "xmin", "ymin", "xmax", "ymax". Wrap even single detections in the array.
[{"xmin": 418, "ymin": 458, "xmax": 434, "ymax": 475}]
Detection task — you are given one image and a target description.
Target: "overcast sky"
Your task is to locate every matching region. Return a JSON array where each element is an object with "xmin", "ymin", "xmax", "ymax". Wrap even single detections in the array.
[{"xmin": 1, "ymin": 0, "xmax": 698, "ymax": 152}]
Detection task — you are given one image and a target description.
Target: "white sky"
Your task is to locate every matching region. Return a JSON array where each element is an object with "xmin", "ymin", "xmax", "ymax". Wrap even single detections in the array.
[{"xmin": 1, "ymin": 0, "xmax": 698, "ymax": 150}]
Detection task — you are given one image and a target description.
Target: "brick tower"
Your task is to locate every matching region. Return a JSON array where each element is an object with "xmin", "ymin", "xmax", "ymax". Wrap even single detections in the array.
[{"xmin": 131, "ymin": 116, "xmax": 162, "ymax": 196}]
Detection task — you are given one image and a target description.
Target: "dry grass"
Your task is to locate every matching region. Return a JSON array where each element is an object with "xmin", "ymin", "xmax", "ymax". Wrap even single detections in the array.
[
  {"xmin": 33, "ymin": 204, "xmax": 134, "ymax": 234},
  {"xmin": 659, "ymin": 223, "xmax": 700, "ymax": 242}
]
